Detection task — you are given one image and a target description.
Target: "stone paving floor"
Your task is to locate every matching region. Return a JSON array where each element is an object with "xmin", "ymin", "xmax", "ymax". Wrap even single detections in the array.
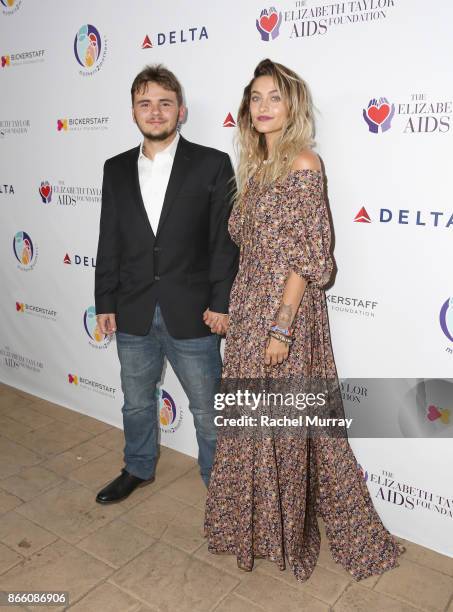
[{"xmin": 0, "ymin": 382, "xmax": 452, "ymax": 611}]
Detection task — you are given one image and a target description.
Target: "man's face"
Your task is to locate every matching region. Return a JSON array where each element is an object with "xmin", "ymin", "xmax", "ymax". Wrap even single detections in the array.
[{"xmin": 132, "ymin": 81, "xmax": 185, "ymax": 141}]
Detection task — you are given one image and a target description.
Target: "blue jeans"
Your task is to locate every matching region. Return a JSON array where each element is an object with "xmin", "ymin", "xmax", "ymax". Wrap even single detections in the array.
[{"xmin": 116, "ymin": 304, "xmax": 221, "ymax": 486}]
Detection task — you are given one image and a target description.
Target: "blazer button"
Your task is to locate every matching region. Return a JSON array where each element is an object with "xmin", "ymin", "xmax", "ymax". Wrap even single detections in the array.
[{"xmin": 154, "ymin": 275, "xmax": 160, "ymax": 281}]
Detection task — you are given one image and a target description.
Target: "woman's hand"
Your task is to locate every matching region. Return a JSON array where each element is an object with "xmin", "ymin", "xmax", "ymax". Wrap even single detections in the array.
[
  {"xmin": 203, "ymin": 309, "xmax": 229, "ymax": 335},
  {"xmin": 264, "ymin": 336, "xmax": 289, "ymax": 366}
]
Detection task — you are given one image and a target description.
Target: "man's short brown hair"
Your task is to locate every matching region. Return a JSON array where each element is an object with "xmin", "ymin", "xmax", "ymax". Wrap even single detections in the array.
[{"xmin": 131, "ymin": 64, "xmax": 183, "ymax": 106}]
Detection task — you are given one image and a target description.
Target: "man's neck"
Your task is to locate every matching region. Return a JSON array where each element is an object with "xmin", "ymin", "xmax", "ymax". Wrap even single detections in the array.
[{"xmin": 142, "ymin": 131, "xmax": 178, "ymax": 160}]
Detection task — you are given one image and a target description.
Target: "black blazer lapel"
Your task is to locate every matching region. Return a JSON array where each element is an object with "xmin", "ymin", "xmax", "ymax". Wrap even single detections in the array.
[
  {"xmin": 128, "ymin": 145, "xmax": 156, "ymax": 239},
  {"xmin": 155, "ymin": 135, "xmax": 191, "ymax": 239}
]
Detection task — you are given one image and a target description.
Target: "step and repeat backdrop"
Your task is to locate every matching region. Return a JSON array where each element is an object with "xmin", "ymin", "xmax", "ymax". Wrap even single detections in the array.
[{"xmin": 1, "ymin": 0, "xmax": 452, "ymax": 556}]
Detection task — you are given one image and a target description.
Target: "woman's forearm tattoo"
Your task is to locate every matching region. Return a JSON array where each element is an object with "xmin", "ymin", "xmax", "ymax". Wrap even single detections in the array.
[{"xmin": 275, "ymin": 303, "xmax": 293, "ymax": 328}]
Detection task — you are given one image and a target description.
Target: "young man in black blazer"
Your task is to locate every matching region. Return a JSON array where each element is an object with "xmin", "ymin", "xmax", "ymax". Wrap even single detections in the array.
[{"xmin": 94, "ymin": 64, "xmax": 238, "ymax": 503}]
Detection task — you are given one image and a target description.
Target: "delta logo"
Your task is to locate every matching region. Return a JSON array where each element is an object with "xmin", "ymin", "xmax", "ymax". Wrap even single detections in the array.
[
  {"xmin": 74, "ymin": 24, "xmax": 107, "ymax": 76},
  {"xmin": 13, "ymin": 231, "xmax": 38, "ymax": 271},
  {"xmin": 354, "ymin": 206, "xmax": 371, "ymax": 223},
  {"xmin": 223, "ymin": 112, "xmax": 236, "ymax": 128},
  {"xmin": 1, "ymin": 0, "xmax": 22, "ymax": 15},
  {"xmin": 363, "ymin": 93, "xmax": 451, "ymax": 135},
  {"xmin": 0, "ymin": 183, "xmax": 14, "ymax": 195},
  {"xmin": 63, "ymin": 253, "xmax": 96, "ymax": 268},
  {"xmin": 38, "ymin": 180, "xmax": 101, "ymax": 206},
  {"xmin": 140, "ymin": 25, "xmax": 208, "ymax": 48},
  {"xmin": 67, "ymin": 372, "xmax": 116, "ymax": 398},
  {"xmin": 83, "ymin": 305, "xmax": 112, "ymax": 349},
  {"xmin": 158, "ymin": 388, "xmax": 183, "ymax": 433},
  {"xmin": 256, "ymin": 7, "xmax": 282, "ymax": 41},
  {"xmin": 57, "ymin": 116, "xmax": 109, "ymax": 132},
  {"xmin": 354, "ymin": 206, "xmax": 453, "ymax": 229},
  {"xmin": 0, "ymin": 50, "xmax": 45, "ymax": 68}
]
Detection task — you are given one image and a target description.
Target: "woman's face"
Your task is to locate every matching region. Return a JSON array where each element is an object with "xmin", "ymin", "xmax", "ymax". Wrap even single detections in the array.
[{"xmin": 249, "ymin": 75, "xmax": 288, "ymax": 137}]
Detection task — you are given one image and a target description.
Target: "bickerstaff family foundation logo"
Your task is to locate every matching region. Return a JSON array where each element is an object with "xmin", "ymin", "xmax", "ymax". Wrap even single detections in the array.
[
  {"xmin": 83, "ymin": 305, "xmax": 112, "ymax": 349},
  {"xmin": 15, "ymin": 301, "xmax": 57, "ymax": 321},
  {"xmin": 326, "ymin": 294, "xmax": 378, "ymax": 318},
  {"xmin": 74, "ymin": 24, "xmax": 107, "ymax": 76},
  {"xmin": 57, "ymin": 116, "xmax": 109, "ymax": 133},
  {"xmin": 0, "ymin": 49, "xmax": 45, "ymax": 68},
  {"xmin": 1, "ymin": 0, "xmax": 22, "ymax": 15},
  {"xmin": 158, "ymin": 388, "xmax": 183, "ymax": 433},
  {"xmin": 67, "ymin": 373, "xmax": 116, "ymax": 398},
  {"xmin": 13, "ymin": 231, "xmax": 38, "ymax": 271}
]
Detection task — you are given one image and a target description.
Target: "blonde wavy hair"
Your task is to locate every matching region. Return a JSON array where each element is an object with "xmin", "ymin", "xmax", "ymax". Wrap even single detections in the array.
[{"xmin": 235, "ymin": 58, "xmax": 316, "ymax": 199}]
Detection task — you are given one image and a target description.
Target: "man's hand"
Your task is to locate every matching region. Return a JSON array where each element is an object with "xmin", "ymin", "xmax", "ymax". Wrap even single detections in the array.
[
  {"xmin": 96, "ymin": 313, "xmax": 117, "ymax": 335},
  {"xmin": 264, "ymin": 336, "xmax": 289, "ymax": 366},
  {"xmin": 203, "ymin": 309, "xmax": 228, "ymax": 335}
]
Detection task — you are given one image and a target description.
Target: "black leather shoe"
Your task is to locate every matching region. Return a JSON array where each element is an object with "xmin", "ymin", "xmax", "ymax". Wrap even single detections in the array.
[{"xmin": 96, "ymin": 469, "xmax": 154, "ymax": 504}]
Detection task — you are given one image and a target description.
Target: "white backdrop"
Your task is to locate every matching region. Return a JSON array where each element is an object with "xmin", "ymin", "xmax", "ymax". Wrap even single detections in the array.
[{"xmin": 1, "ymin": 0, "xmax": 452, "ymax": 556}]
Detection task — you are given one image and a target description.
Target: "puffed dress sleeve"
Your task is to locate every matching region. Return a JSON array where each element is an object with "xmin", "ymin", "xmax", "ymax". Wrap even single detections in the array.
[{"xmin": 284, "ymin": 170, "xmax": 333, "ymax": 288}]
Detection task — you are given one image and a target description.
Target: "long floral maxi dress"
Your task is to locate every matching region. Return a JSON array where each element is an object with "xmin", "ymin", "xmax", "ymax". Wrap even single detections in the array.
[{"xmin": 204, "ymin": 169, "xmax": 404, "ymax": 581}]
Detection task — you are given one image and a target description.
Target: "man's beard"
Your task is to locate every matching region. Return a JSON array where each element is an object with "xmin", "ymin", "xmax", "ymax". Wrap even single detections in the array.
[{"xmin": 138, "ymin": 121, "xmax": 178, "ymax": 142}]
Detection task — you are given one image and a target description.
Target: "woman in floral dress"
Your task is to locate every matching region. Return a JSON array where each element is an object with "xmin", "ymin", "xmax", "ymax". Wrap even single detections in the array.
[{"xmin": 204, "ymin": 59, "xmax": 404, "ymax": 582}]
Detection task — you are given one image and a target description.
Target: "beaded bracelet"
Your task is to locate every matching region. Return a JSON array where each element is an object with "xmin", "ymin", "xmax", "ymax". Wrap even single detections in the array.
[
  {"xmin": 269, "ymin": 330, "xmax": 293, "ymax": 345},
  {"xmin": 270, "ymin": 323, "xmax": 292, "ymax": 337}
]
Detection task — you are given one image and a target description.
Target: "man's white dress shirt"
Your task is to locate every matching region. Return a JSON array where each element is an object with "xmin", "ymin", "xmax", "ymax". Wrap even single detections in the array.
[{"xmin": 137, "ymin": 132, "xmax": 180, "ymax": 235}]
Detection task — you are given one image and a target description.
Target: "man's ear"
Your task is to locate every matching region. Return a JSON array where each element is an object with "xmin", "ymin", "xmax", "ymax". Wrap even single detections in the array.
[
  {"xmin": 131, "ymin": 106, "xmax": 136, "ymax": 124},
  {"xmin": 178, "ymin": 104, "xmax": 187, "ymax": 124}
]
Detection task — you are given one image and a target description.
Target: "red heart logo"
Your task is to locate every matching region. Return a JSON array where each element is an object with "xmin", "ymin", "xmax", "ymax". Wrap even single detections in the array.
[
  {"xmin": 427, "ymin": 404, "xmax": 441, "ymax": 421},
  {"xmin": 68, "ymin": 374, "xmax": 74, "ymax": 383},
  {"xmin": 260, "ymin": 12, "xmax": 278, "ymax": 33},
  {"xmin": 40, "ymin": 184, "xmax": 51, "ymax": 198},
  {"xmin": 367, "ymin": 104, "xmax": 390, "ymax": 125}
]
